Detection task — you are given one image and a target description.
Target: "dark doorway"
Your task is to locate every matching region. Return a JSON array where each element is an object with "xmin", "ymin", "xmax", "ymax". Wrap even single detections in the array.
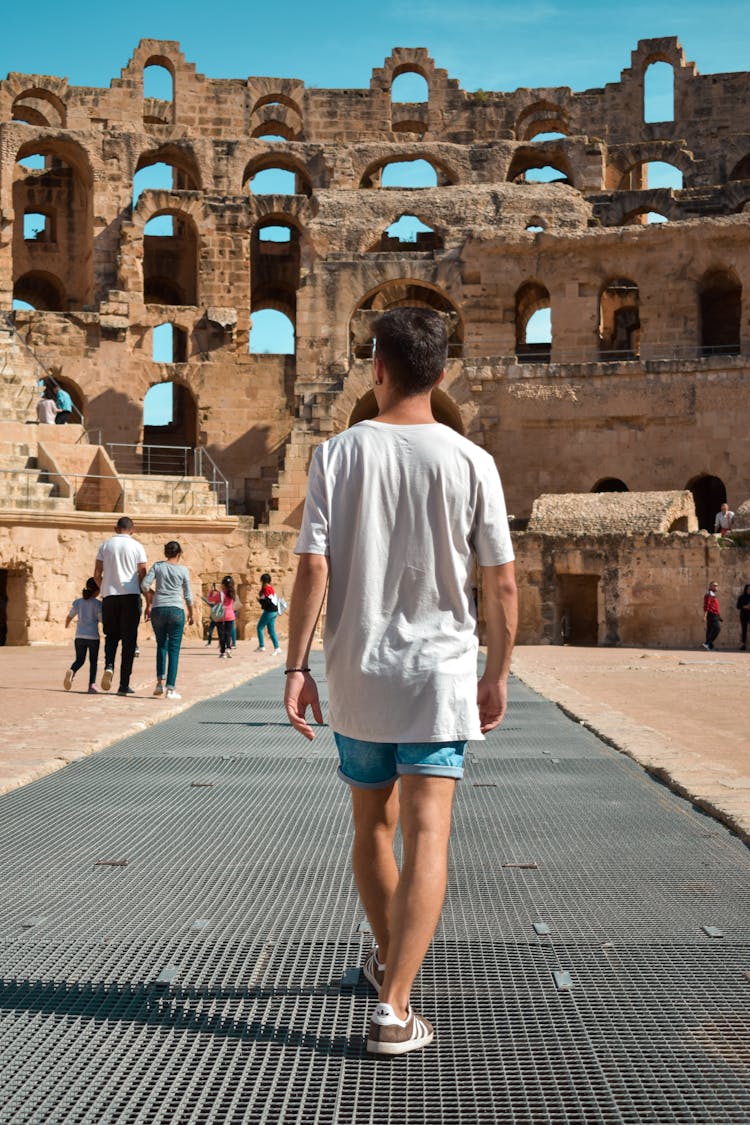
[
  {"xmin": 688, "ymin": 475, "xmax": 726, "ymax": 532},
  {"xmin": 558, "ymin": 574, "xmax": 599, "ymax": 645}
]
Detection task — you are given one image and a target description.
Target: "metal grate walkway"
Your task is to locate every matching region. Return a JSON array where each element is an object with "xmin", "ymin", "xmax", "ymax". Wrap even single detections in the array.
[{"xmin": 1, "ymin": 654, "xmax": 749, "ymax": 1123}]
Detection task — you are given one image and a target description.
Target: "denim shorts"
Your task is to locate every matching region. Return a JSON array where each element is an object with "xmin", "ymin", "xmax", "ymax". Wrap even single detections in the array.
[{"xmin": 334, "ymin": 732, "xmax": 466, "ymax": 789}]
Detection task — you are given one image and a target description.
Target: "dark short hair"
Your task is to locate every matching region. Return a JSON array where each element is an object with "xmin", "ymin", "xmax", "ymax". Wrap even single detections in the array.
[
  {"xmin": 260, "ymin": 572, "xmax": 272, "ymax": 585},
  {"xmin": 373, "ymin": 307, "xmax": 448, "ymax": 396},
  {"xmin": 116, "ymin": 516, "xmax": 134, "ymax": 532},
  {"xmin": 164, "ymin": 540, "xmax": 182, "ymax": 558}
]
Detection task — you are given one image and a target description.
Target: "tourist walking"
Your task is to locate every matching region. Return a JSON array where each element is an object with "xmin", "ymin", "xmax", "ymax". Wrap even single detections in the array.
[
  {"xmin": 141, "ymin": 541, "xmax": 194, "ymax": 700},
  {"xmin": 93, "ymin": 516, "xmax": 147, "ymax": 695},
  {"xmin": 284, "ymin": 307, "xmax": 517, "ymax": 1056},
  {"xmin": 256, "ymin": 572, "xmax": 282, "ymax": 655},
  {"xmin": 216, "ymin": 575, "xmax": 236, "ymax": 659},
  {"xmin": 702, "ymin": 581, "xmax": 722, "ymax": 650},
  {"xmin": 64, "ymin": 577, "xmax": 102, "ymax": 693},
  {"xmin": 736, "ymin": 583, "xmax": 750, "ymax": 651},
  {"xmin": 204, "ymin": 583, "xmax": 220, "ymax": 645}
]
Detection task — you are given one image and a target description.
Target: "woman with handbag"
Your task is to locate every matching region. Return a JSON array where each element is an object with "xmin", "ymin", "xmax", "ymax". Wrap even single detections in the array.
[
  {"xmin": 215, "ymin": 575, "xmax": 236, "ymax": 659},
  {"xmin": 256, "ymin": 571, "xmax": 283, "ymax": 656}
]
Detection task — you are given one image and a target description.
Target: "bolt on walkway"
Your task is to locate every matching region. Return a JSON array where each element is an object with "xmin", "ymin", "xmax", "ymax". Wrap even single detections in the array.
[{"xmin": 1, "ymin": 654, "xmax": 749, "ymax": 1124}]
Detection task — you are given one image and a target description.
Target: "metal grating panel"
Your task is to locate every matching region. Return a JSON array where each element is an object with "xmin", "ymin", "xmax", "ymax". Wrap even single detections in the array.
[{"xmin": 0, "ymin": 660, "xmax": 749, "ymax": 1123}]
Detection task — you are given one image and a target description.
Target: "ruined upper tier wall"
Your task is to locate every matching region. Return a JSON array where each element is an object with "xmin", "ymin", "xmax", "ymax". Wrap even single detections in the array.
[{"xmin": 1, "ymin": 37, "xmax": 749, "ymax": 178}]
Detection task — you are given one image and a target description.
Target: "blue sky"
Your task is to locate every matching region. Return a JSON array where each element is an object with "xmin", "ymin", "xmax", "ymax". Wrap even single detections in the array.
[
  {"xmin": 8, "ymin": 1, "xmax": 747, "ymax": 423},
  {"xmin": 2, "ymin": 0, "xmax": 747, "ymax": 95}
]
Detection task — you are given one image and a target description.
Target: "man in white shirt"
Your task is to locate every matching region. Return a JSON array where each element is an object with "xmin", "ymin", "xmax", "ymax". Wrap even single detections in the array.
[
  {"xmin": 94, "ymin": 516, "xmax": 147, "ymax": 695},
  {"xmin": 714, "ymin": 503, "xmax": 735, "ymax": 536},
  {"xmin": 284, "ymin": 308, "xmax": 517, "ymax": 1056}
]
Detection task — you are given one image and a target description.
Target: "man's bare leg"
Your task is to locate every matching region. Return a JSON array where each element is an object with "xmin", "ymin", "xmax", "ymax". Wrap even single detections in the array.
[
  {"xmin": 351, "ymin": 782, "xmax": 400, "ymax": 961},
  {"xmin": 378, "ymin": 776, "xmax": 456, "ymax": 1019}
]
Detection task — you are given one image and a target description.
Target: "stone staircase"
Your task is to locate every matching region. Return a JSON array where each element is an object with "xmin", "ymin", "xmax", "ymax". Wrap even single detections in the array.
[
  {"xmin": 0, "ymin": 321, "xmax": 46, "ymax": 423},
  {"xmin": 118, "ymin": 474, "xmax": 227, "ymax": 518},
  {"xmin": 0, "ymin": 433, "xmax": 74, "ymax": 512}
]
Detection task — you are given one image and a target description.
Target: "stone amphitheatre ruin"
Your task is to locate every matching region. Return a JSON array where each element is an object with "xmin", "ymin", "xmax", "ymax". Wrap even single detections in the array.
[{"xmin": 0, "ymin": 35, "xmax": 747, "ymax": 648}]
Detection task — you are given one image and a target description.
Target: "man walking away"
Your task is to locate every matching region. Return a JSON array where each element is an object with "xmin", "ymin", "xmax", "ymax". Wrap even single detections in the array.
[
  {"xmin": 703, "ymin": 581, "xmax": 721, "ymax": 650},
  {"xmin": 94, "ymin": 516, "xmax": 147, "ymax": 695},
  {"xmin": 284, "ymin": 307, "xmax": 517, "ymax": 1056}
]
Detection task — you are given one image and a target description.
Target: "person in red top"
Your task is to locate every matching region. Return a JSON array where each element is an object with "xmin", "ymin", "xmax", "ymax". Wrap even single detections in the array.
[{"xmin": 702, "ymin": 581, "xmax": 722, "ymax": 650}]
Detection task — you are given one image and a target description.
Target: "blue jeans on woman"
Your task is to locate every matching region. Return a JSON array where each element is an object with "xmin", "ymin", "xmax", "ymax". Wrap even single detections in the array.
[
  {"xmin": 150, "ymin": 606, "xmax": 185, "ymax": 689},
  {"xmin": 257, "ymin": 610, "xmax": 279, "ymax": 650}
]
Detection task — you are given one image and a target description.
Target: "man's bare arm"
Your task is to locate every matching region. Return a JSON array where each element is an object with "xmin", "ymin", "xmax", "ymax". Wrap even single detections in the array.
[
  {"xmin": 284, "ymin": 553, "xmax": 330, "ymax": 740},
  {"xmin": 93, "ymin": 559, "xmax": 103, "ymax": 587},
  {"xmin": 477, "ymin": 560, "xmax": 518, "ymax": 733}
]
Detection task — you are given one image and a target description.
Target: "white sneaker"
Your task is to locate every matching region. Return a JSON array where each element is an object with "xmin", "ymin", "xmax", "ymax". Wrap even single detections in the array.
[
  {"xmin": 226, "ymin": 649, "xmax": 233, "ymax": 658},
  {"xmin": 272, "ymin": 648, "xmax": 283, "ymax": 658},
  {"xmin": 255, "ymin": 646, "xmax": 265, "ymax": 653},
  {"xmin": 153, "ymin": 682, "xmax": 164, "ymax": 696},
  {"xmin": 219, "ymin": 652, "xmax": 227, "ymax": 659},
  {"xmin": 165, "ymin": 688, "xmax": 181, "ymax": 700}
]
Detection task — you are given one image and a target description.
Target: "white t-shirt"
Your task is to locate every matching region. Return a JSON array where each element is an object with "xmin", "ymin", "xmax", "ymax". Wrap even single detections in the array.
[
  {"xmin": 295, "ymin": 420, "xmax": 515, "ymax": 742},
  {"xmin": 96, "ymin": 534, "xmax": 147, "ymax": 597}
]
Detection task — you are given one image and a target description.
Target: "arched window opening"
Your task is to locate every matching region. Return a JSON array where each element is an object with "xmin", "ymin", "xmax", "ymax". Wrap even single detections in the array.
[
  {"xmin": 143, "ymin": 64, "xmax": 174, "ymax": 102},
  {"xmin": 530, "ymin": 131, "xmax": 567, "ymax": 143},
  {"xmin": 248, "ymin": 168, "xmax": 296, "ymax": 194},
  {"xmin": 688, "ymin": 474, "xmax": 726, "ymax": 532},
  {"xmin": 12, "ymin": 298, "xmax": 35, "ymax": 312},
  {"xmin": 599, "ymin": 279, "xmax": 640, "ymax": 361},
  {"xmin": 391, "ymin": 71, "xmax": 429, "ymax": 104},
  {"xmin": 251, "ymin": 128, "xmax": 293, "ymax": 142},
  {"xmin": 381, "ymin": 160, "xmax": 439, "ymax": 189},
  {"xmin": 592, "ymin": 478, "xmax": 629, "ymax": 493},
  {"xmin": 729, "ymin": 155, "xmax": 750, "ymax": 181},
  {"xmin": 623, "ymin": 207, "xmax": 669, "ymax": 227},
  {"xmin": 369, "ymin": 214, "xmax": 442, "ymax": 253},
  {"xmin": 23, "ymin": 211, "xmax": 53, "ymax": 242},
  {"xmin": 644, "ymin": 61, "xmax": 674, "ymax": 123},
  {"xmin": 646, "ymin": 161, "xmax": 683, "ymax": 189},
  {"xmin": 508, "ymin": 150, "xmax": 571, "ymax": 185},
  {"xmin": 17, "ymin": 153, "xmax": 45, "ymax": 171},
  {"xmin": 526, "ymin": 218, "xmax": 546, "ymax": 233},
  {"xmin": 143, "ymin": 212, "xmax": 198, "ymax": 306},
  {"xmin": 699, "ymin": 270, "xmax": 741, "ymax": 357},
  {"xmin": 515, "ymin": 283, "xmax": 551, "ymax": 362},
  {"xmin": 134, "ymin": 162, "xmax": 174, "ymax": 214},
  {"xmin": 13, "ymin": 271, "xmax": 65, "ymax": 311},
  {"xmin": 350, "ymin": 282, "xmax": 462, "ymax": 360},
  {"xmin": 12, "ymin": 89, "xmax": 66, "ymax": 128},
  {"xmin": 250, "ymin": 309, "xmax": 295, "ymax": 355},
  {"xmin": 143, "ymin": 382, "xmax": 197, "ymax": 455},
  {"xmin": 144, "ymin": 214, "xmax": 174, "ymax": 236},
  {"xmin": 524, "ymin": 166, "xmax": 568, "ymax": 184},
  {"xmin": 259, "ymin": 225, "xmax": 292, "ymax": 243},
  {"xmin": 152, "ymin": 322, "xmax": 188, "ymax": 364}
]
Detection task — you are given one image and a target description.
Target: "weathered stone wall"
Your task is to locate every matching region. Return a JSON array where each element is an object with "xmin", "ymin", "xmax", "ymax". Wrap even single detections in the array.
[{"xmin": 1, "ymin": 36, "xmax": 748, "ymax": 528}]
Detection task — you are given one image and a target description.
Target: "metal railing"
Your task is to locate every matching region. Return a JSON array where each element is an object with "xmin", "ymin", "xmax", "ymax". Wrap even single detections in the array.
[
  {"xmin": 106, "ymin": 443, "xmax": 229, "ymax": 513},
  {"xmin": 481, "ymin": 342, "xmax": 748, "ymax": 366}
]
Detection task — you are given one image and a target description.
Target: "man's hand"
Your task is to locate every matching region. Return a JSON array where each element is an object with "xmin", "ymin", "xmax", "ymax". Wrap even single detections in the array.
[
  {"xmin": 477, "ymin": 674, "xmax": 508, "ymax": 734},
  {"xmin": 284, "ymin": 671, "xmax": 324, "ymax": 741}
]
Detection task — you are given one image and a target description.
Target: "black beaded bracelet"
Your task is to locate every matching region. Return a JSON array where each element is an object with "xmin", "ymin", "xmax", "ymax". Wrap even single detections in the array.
[{"xmin": 284, "ymin": 667, "xmax": 310, "ymax": 675}]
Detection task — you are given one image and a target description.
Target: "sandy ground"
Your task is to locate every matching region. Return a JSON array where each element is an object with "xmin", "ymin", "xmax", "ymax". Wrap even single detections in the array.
[{"xmin": 1, "ymin": 639, "xmax": 748, "ymax": 844}]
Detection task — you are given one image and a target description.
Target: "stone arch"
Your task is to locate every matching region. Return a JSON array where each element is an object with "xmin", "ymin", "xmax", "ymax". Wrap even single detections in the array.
[
  {"xmin": 598, "ymin": 278, "xmax": 640, "ymax": 359},
  {"xmin": 363, "ymin": 212, "xmax": 444, "ymax": 253},
  {"xmin": 134, "ymin": 144, "xmax": 202, "ymax": 191},
  {"xmin": 13, "ymin": 270, "xmax": 65, "ymax": 311},
  {"xmin": 515, "ymin": 280, "xmax": 551, "ymax": 361},
  {"xmin": 250, "ymin": 97, "xmax": 304, "ymax": 142},
  {"xmin": 516, "ymin": 101, "xmax": 570, "ymax": 142},
  {"xmin": 686, "ymin": 473, "xmax": 726, "ymax": 532},
  {"xmin": 143, "ymin": 209, "xmax": 199, "ymax": 306},
  {"xmin": 251, "ymin": 215, "xmax": 301, "ymax": 326},
  {"xmin": 143, "ymin": 377, "xmax": 198, "ymax": 452},
  {"xmin": 698, "ymin": 268, "xmax": 741, "ymax": 356},
  {"xmin": 592, "ymin": 478, "xmax": 629, "ymax": 493},
  {"xmin": 614, "ymin": 144, "xmax": 692, "ymax": 190},
  {"xmin": 728, "ymin": 154, "xmax": 750, "ymax": 182},
  {"xmin": 349, "ymin": 280, "xmax": 463, "ymax": 360},
  {"xmin": 243, "ymin": 153, "xmax": 313, "ymax": 196},
  {"xmin": 12, "ymin": 88, "xmax": 66, "ymax": 128},
  {"xmin": 13, "ymin": 136, "xmax": 94, "ymax": 307},
  {"xmin": 507, "ymin": 147, "xmax": 572, "ymax": 185},
  {"xmin": 359, "ymin": 152, "xmax": 458, "ymax": 189}
]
